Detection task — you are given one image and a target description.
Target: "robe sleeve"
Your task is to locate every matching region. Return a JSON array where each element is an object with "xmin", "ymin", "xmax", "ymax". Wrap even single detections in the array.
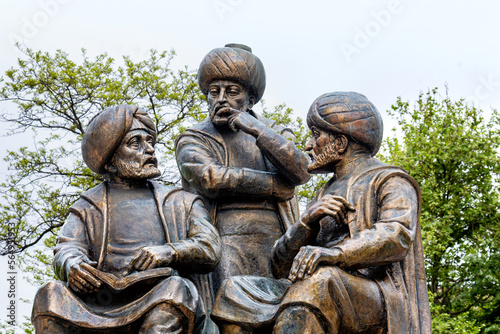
[
  {"xmin": 271, "ymin": 216, "xmax": 319, "ymax": 278},
  {"xmin": 168, "ymin": 198, "xmax": 222, "ymax": 274},
  {"xmin": 335, "ymin": 176, "xmax": 419, "ymax": 269},
  {"xmin": 175, "ymin": 132, "xmax": 292, "ymax": 201},
  {"xmin": 255, "ymin": 126, "xmax": 310, "ymax": 186},
  {"xmin": 53, "ymin": 210, "xmax": 93, "ymax": 281}
]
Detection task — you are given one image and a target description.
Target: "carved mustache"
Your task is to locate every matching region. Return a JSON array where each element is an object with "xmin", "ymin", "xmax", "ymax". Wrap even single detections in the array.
[
  {"xmin": 143, "ymin": 156, "xmax": 158, "ymax": 167},
  {"xmin": 211, "ymin": 104, "xmax": 232, "ymax": 118}
]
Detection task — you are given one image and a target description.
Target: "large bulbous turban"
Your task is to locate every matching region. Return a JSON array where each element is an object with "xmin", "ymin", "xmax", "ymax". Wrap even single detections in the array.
[
  {"xmin": 307, "ymin": 92, "xmax": 383, "ymax": 156},
  {"xmin": 198, "ymin": 43, "xmax": 266, "ymax": 103},
  {"xmin": 82, "ymin": 105, "xmax": 156, "ymax": 175}
]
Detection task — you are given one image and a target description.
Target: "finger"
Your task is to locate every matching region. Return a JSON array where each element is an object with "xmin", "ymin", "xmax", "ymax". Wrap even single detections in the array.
[
  {"xmin": 144, "ymin": 257, "xmax": 155, "ymax": 270},
  {"xmin": 329, "ymin": 196, "xmax": 356, "ymax": 211},
  {"xmin": 76, "ymin": 274, "xmax": 99, "ymax": 293},
  {"xmin": 69, "ymin": 277, "xmax": 85, "ymax": 293},
  {"xmin": 292, "ymin": 248, "xmax": 308, "ymax": 271},
  {"xmin": 80, "ymin": 284, "xmax": 92, "ymax": 294},
  {"xmin": 79, "ymin": 268, "xmax": 102, "ymax": 288},
  {"xmin": 127, "ymin": 252, "xmax": 141, "ymax": 270},
  {"xmin": 138, "ymin": 256, "xmax": 153, "ymax": 271},
  {"xmin": 324, "ymin": 203, "xmax": 345, "ymax": 222},
  {"xmin": 227, "ymin": 115, "xmax": 239, "ymax": 132},
  {"xmin": 323, "ymin": 195, "xmax": 351, "ymax": 209},
  {"xmin": 132, "ymin": 251, "xmax": 148, "ymax": 271},
  {"xmin": 296, "ymin": 249, "xmax": 314, "ymax": 280},
  {"xmin": 145, "ymin": 258, "xmax": 157, "ymax": 270},
  {"xmin": 124, "ymin": 252, "xmax": 144, "ymax": 275},
  {"xmin": 86, "ymin": 260, "xmax": 98, "ymax": 267},
  {"xmin": 226, "ymin": 107, "xmax": 240, "ymax": 116},
  {"xmin": 307, "ymin": 252, "xmax": 323, "ymax": 276},
  {"xmin": 289, "ymin": 253, "xmax": 301, "ymax": 278},
  {"xmin": 73, "ymin": 270, "xmax": 98, "ymax": 292},
  {"xmin": 122, "ymin": 264, "xmax": 134, "ymax": 276},
  {"xmin": 322, "ymin": 208, "xmax": 343, "ymax": 223},
  {"xmin": 68, "ymin": 279, "xmax": 79, "ymax": 292},
  {"xmin": 288, "ymin": 263, "xmax": 298, "ymax": 282},
  {"xmin": 289, "ymin": 249, "xmax": 307, "ymax": 281},
  {"xmin": 73, "ymin": 272, "xmax": 90, "ymax": 286},
  {"xmin": 294, "ymin": 248, "xmax": 313, "ymax": 280}
]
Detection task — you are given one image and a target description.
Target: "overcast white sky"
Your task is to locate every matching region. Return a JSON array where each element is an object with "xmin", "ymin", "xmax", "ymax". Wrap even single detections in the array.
[{"xmin": 1, "ymin": 0, "xmax": 500, "ymax": 331}]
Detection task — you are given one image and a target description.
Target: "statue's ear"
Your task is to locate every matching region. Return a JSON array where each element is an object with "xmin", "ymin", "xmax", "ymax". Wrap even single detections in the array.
[
  {"xmin": 337, "ymin": 135, "xmax": 349, "ymax": 154},
  {"xmin": 105, "ymin": 161, "xmax": 117, "ymax": 174},
  {"xmin": 248, "ymin": 96, "xmax": 256, "ymax": 110}
]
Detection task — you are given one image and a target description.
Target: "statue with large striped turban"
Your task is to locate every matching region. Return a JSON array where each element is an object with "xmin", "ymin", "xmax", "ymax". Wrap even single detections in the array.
[
  {"xmin": 198, "ymin": 43, "xmax": 266, "ymax": 105},
  {"xmin": 175, "ymin": 44, "xmax": 310, "ymax": 333},
  {"xmin": 32, "ymin": 105, "xmax": 222, "ymax": 334},
  {"xmin": 210, "ymin": 92, "xmax": 431, "ymax": 334}
]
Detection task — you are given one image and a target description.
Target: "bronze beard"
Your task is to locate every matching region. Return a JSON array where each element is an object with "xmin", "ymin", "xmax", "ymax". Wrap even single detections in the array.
[
  {"xmin": 307, "ymin": 134, "xmax": 341, "ymax": 173},
  {"xmin": 110, "ymin": 155, "xmax": 161, "ymax": 180}
]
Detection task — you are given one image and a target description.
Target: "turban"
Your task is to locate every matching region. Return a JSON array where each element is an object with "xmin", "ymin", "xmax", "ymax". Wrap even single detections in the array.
[
  {"xmin": 82, "ymin": 105, "xmax": 156, "ymax": 175},
  {"xmin": 198, "ymin": 43, "xmax": 266, "ymax": 103},
  {"xmin": 307, "ymin": 92, "xmax": 383, "ymax": 156}
]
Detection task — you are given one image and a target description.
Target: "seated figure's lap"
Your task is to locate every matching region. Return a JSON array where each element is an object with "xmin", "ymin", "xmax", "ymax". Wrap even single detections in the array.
[
  {"xmin": 281, "ymin": 266, "xmax": 385, "ymax": 332},
  {"xmin": 214, "ymin": 209, "xmax": 282, "ymax": 284}
]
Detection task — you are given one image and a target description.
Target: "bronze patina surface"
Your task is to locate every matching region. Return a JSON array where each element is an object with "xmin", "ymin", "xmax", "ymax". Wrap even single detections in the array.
[
  {"xmin": 32, "ymin": 105, "xmax": 221, "ymax": 334},
  {"xmin": 175, "ymin": 44, "xmax": 310, "ymax": 328},
  {"xmin": 211, "ymin": 92, "xmax": 432, "ymax": 334}
]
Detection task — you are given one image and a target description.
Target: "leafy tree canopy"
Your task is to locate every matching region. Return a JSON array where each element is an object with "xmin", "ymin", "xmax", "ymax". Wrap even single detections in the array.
[
  {"xmin": 2, "ymin": 47, "xmax": 499, "ymax": 334},
  {"xmin": 0, "ymin": 47, "xmax": 206, "ymax": 262},
  {"xmin": 380, "ymin": 87, "xmax": 500, "ymax": 333}
]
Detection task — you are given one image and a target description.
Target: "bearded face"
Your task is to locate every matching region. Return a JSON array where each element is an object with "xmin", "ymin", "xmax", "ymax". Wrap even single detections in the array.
[
  {"xmin": 207, "ymin": 80, "xmax": 253, "ymax": 127},
  {"xmin": 111, "ymin": 154, "xmax": 160, "ymax": 180},
  {"xmin": 306, "ymin": 126, "xmax": 342, "ymax": 173},
  {"xmin": 107, "ymin": 129, "xmax": 161, "ymax": 181}
]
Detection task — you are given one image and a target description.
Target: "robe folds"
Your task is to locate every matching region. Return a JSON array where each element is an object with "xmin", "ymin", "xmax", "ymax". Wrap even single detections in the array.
[
  {"xmin": 212, "ymin": 158, "xmax": 432, "ymax": 334},
  {"xmin": 175, "ymin": 113, "xmax": 309, "ymax": 307},
  {"xmin": 32, "ymin": 181, "xmax": 221, "ymax": 334}
]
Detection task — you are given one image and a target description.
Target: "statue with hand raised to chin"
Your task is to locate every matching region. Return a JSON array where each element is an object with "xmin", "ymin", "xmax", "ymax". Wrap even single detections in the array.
[{"xmin": 175, "ymin": 44, "xmax": 310, "ymax": 320}]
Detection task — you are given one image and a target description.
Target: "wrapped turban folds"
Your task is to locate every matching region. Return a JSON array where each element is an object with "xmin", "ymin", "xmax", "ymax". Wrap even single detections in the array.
[
  {"xmin": 307, "ymin": 92, "xmax": 383, "ymax": 156},
  {"xmin": 198, "ymin": 43, "xmax": 266, "ymax": 103},
  {"xmin": 82, "ymin": 105, "xmax": 156, "ymax": 175}
]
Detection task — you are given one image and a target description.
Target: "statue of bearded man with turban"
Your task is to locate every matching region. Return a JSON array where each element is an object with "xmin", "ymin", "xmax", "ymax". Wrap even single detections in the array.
[
  {"xmin": 175, "ymin": 44, "xmax": 310, "ymax": 328},
  {"xmin": 32, "ymin": 105, "xmax": 221, "ymax": 334},
  {"xmin": 211, "ymin": 92, "xmax": 432, "ymax": 334}
]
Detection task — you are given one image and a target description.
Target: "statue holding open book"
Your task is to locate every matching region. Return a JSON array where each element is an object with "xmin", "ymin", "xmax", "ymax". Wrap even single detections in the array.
[
  {"xmin": 31, "ymin": 105, "xmax": 222, "ymax": 333},
  {"xmin": 31, "ymin": 44, "xmax": 432, "ymax": 334}
]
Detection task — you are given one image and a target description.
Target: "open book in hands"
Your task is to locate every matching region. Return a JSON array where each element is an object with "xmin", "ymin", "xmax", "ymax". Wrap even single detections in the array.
[{"xmin": 81, "ymin": 263, "xmax": 177, "ymax": 291}]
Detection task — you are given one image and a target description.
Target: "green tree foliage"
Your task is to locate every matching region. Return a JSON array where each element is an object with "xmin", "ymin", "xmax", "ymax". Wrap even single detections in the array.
[
  {"xmin": 379, "ymin": 87, "xmax": 500, "ymax": 333},
  {"xmin": 0, "ymin": 47, "xmax": 311, "ymax": 280},
  {"xmin": 0, "ymin": 47, "xmax": 207, "ymax": 331},
  {"xmin": 0, "ymin": 48, "xmax": 313, "ymax": 332},
  {"xmin": 0, "ymin": 47, "xmax": 205, "ymax": 264},
  {"xmin": 5, "ymin": 47, "xmax": 499, "ymax": 334}
]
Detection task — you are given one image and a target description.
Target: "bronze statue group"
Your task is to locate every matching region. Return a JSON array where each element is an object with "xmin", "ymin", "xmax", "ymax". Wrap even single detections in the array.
[{"xmin": 32, "ymin": 44, "xmax": 432, "ymax": 334}]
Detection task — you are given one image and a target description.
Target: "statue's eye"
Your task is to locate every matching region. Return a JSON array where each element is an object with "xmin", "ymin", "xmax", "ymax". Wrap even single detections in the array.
[
  {"xmin": 209, "ymin": 88, "xmax": 219, "ymax": 96},
  {"xmin": 227, "ymin": 87, "xmax": 240, "ymax": 96},
  {"xmin": 128, "ymin": 137, "xmax": 139, "ymax": 149}
]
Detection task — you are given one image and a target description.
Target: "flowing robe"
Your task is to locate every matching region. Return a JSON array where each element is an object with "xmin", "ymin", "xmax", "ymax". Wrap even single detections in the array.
[
  {"xmin": 32, "ymin": 181, "xmax": 221, "ymax": 334},
  {"xmin": 212, "ymin": 158, "xmax": 432, "ymax": 333},
  {"xmin": 175, "ymin": 112, "xmax": 309, "ymax": 308}
]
